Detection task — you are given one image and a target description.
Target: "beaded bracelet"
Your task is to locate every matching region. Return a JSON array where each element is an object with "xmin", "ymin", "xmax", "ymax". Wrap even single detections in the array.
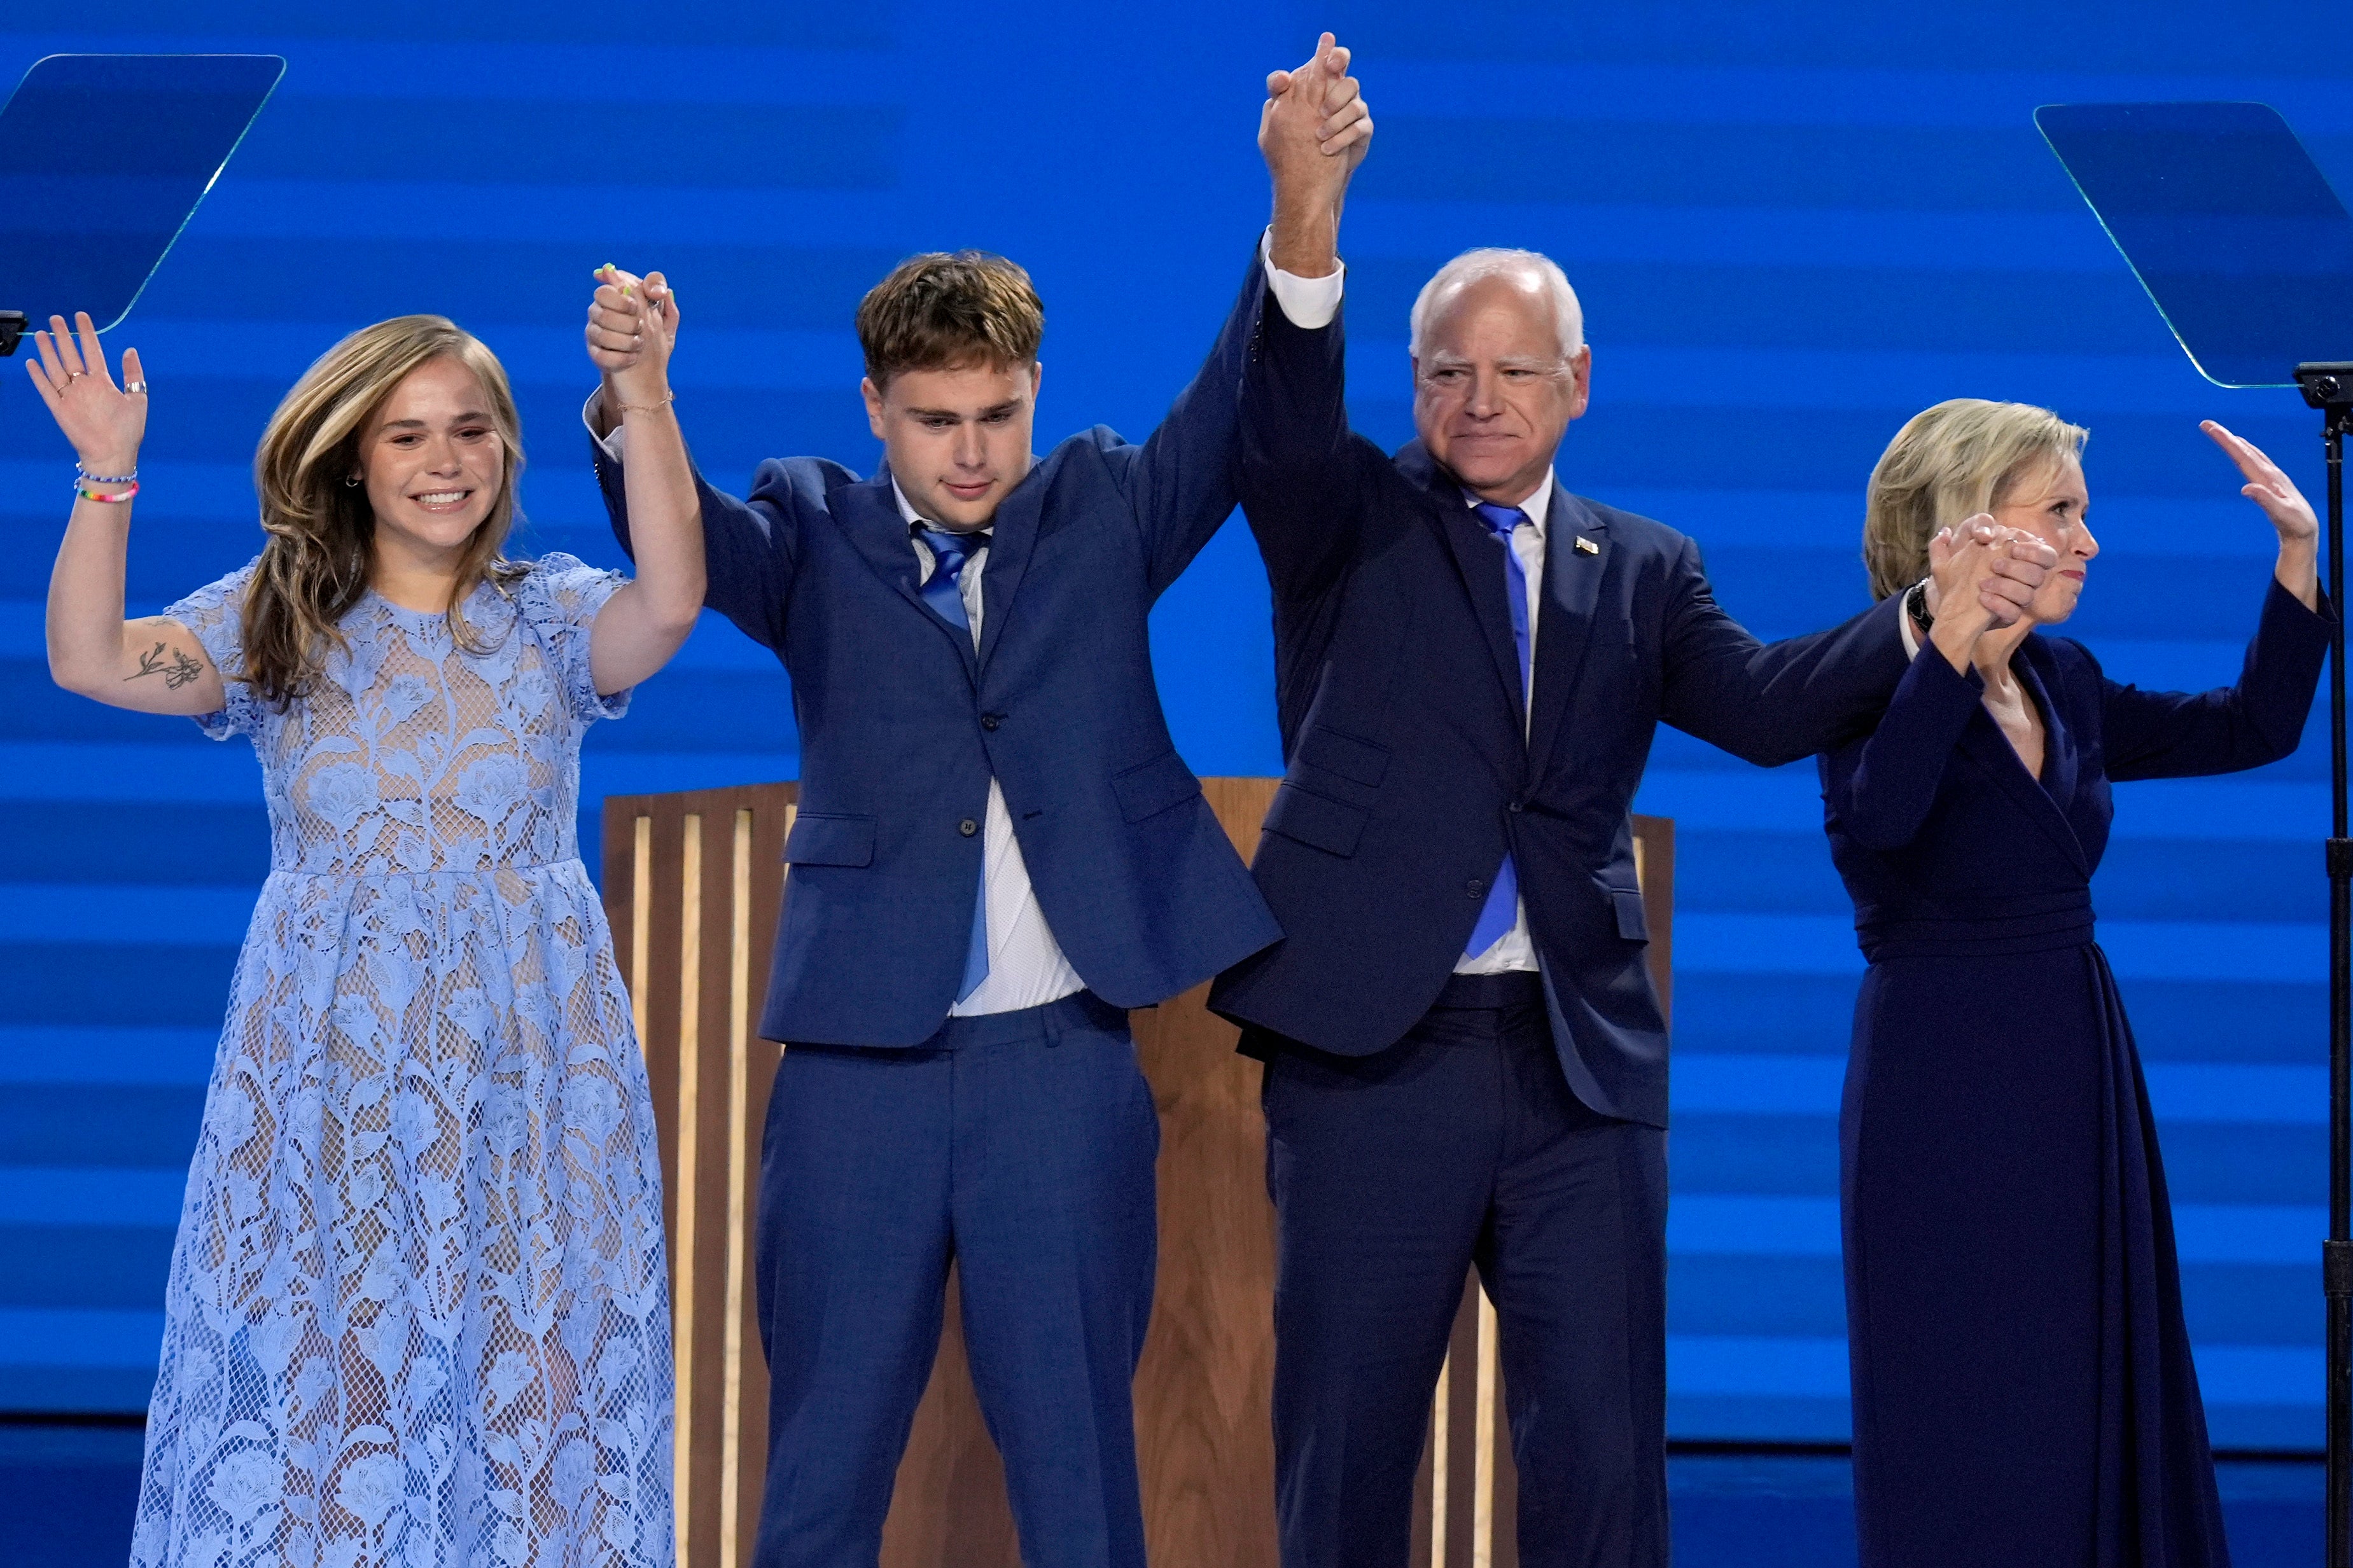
[
  {"xmin": 76, "ymin": 480, "xmax": 138, "ymax": 504},
  {"xmin": 76, "ymin": 462, "xmax": 137, "ymax": 485},
  {"xmin": 617, "ymin": 389, "xmax": 676, "ymax": 415}
]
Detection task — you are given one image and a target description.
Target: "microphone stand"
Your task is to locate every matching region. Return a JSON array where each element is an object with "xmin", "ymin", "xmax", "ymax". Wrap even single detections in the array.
[{"xmin": 2295, "ymin": 361, "xmax": 2353, "ymax": 1568}]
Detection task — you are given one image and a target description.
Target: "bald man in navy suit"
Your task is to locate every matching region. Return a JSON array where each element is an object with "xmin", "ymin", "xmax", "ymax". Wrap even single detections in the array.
[{"xmin": 1211, "ymin": 235, "xmax": 2055, "ymax": 1564}]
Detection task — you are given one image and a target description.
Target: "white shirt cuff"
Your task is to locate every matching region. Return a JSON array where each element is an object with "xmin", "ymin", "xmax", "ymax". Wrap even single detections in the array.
[
  {"xmin": 584, "ymin": 391, "xmax": 625, "ymax": 464},
  {"xmin": 1259, "ymin": 226, "xmax": 1344, "ymax": 331},
  {"xmin": 1899, "ymin": 579, "xmax": 1925, "ymax": 660}
]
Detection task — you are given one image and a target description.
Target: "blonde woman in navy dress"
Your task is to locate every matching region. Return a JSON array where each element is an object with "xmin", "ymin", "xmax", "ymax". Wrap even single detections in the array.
[
  {"xmin": 27, "ymin": 274, "xmax": 699, "ymax": 1567},
  {"xmin": 1821, "ymin": 399, "xmax": 2328, "ymax": 1567}
]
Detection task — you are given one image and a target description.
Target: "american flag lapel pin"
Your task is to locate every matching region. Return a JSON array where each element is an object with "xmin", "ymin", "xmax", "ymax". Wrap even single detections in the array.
[{"xmin": 1574, "ymin": 535, "xmax": 1600, "ymax": 555}]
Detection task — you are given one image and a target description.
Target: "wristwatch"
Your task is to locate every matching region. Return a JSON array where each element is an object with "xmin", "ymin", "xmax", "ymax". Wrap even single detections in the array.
[{"xmin": 1904, "ymin": 580, "xmax": 1934, "ymax": 637}]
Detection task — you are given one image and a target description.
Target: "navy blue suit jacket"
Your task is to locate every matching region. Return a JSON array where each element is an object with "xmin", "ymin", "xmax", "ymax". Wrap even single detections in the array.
[
  {"xmin": 1206, "ymin": 295, "xmax": 1913, "ymax": 1127},
  {"xmin": 597, "ymin": 251, "xmax": 1281, "ymax": 1048}
]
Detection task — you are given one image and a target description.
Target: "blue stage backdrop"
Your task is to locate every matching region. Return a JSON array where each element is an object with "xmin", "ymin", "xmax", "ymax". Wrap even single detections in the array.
[{"xmin": 3, "ymin": 0, "xmax": 2349, "ymax": 1447}]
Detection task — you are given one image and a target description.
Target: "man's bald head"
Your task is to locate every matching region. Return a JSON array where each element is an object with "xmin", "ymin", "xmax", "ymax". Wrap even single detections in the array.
[{"xmin": 1408, "ymin": 248, "xmax": 1584, "ymax": 361}]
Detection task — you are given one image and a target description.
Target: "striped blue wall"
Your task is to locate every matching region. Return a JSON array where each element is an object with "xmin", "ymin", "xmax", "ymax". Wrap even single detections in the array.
[{"xmin": 1, "ymin": 1, "xmax": 2344, "ymax": 1448}]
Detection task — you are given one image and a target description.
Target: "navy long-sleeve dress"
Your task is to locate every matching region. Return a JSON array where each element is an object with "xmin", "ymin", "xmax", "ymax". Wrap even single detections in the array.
[{"xmin": 1819, "ymin": 578, "xmax": 2330, "ymax": 1567}]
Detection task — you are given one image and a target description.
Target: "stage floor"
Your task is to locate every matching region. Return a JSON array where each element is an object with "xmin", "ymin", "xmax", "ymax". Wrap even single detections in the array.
[{"xmin": 3, "ymin": 1425, "xmax": 2321, "ymax": 1565}]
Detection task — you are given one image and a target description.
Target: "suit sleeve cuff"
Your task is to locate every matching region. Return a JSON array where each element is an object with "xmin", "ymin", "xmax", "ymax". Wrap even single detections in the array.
[
  {"xmin": 583, "ymin": 390, "xmax": 625, "ymax": 465},
  {"xmin": 1260, "ymin": 226, "xmax": 1344, "ymax": 331},
  {"xmin": 2266, "ymin": 570, "xmax": 2336, "ymax": 627}
]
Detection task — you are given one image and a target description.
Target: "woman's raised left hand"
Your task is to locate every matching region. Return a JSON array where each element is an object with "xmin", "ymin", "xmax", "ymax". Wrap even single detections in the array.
[
  {"xmin": 2204, "ymin": 420, "xmax": 2317, "ymax": 546},
  {"xmin": 2207, "ymin": 419, "xmax": 2321, "ymax": 610}
]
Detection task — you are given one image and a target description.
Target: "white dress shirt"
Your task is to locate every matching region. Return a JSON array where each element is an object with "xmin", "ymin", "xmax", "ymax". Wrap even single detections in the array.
[
  {"xmin": 587, "ymin": 234, "xmax": 1343, "ymax": 1016},
  {"xmin": 896, "ymin": 485, "xmax": 1089, "ymax": 1015},
  {"xmin": 1261, "ymin": 230, "xmax": 1344, "ymax": 328}
]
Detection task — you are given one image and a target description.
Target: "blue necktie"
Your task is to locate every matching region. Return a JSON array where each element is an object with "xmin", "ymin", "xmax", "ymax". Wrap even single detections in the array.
[
  {"xmin": 918, "ymin": 524, "xmax": 994, "ymax": 1001},
  {"xmin": 1465, "ymin": 503, "xmax": 1532, "ymax": 958},
  {"xmin": 918, "ymin": 524, "xmax": 988, "ymax": 635}
]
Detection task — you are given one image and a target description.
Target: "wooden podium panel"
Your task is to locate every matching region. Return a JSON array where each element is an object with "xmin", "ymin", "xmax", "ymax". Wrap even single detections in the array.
[
  {"xmin": 604, "ymin": 784, "xmax": 796, "ymax": 1568},
  {"xmin": 604, "ymin": 781, "xmax": 1672, "ymax": 1568}
]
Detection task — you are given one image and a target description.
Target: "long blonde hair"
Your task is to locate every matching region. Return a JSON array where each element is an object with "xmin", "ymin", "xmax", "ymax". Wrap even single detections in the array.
[
  {"xmin": 1862, "ymin": 399, "xmax": 2087, "ymax": 601},
  {"xmin": 243, "ymin": 316, "xmax": 529, "ymax": 705}
]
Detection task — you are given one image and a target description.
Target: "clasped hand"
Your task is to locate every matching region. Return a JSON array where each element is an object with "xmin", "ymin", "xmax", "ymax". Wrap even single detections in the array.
[
  {"xmin": 1929, "ymin": 518, "xmax": 2055, "ymax": 633},
  {"xmin": 585, "ymin": 266, "xmax": 678, "ymax": 413},
  {"xmin": 1260, "ymin": 33, "xmax": 1374, "ymax": 210}
]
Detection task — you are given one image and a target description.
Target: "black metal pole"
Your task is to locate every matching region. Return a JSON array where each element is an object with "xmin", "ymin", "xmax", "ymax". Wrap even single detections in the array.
[
  {"xmin": 2322, "ymin": 394, "xmax": 2351, "ymax": 1568},
  {"xmin": 2295, "ymin": 364, "xmax": 2353, "ymax": 1568}
]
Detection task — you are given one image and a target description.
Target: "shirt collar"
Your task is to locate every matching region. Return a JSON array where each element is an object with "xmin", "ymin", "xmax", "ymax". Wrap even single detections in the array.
[
  {"xmin": 890, "ymin": 475, "xmax": 928, "ymax": 530},
  {"xmin": 892, "ymin": 474, "xmax": 993, "ymax": 546},
  {"xmin": 1462, "ymin": 468, "xmax": 1556, "ymax": 536}
]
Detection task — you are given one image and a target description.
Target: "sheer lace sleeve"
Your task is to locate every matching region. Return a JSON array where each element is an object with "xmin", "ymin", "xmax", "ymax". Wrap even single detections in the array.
[
  {"xmin": 162, "ymin": 558, "xmax": 263, "ymax": 741},
  {"xmin": 513, "ymin": 552, "xmax": 632, "ymax": 723}
]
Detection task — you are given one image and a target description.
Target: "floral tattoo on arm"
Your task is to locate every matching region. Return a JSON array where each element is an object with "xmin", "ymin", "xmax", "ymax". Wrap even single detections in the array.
[{"xmin": 127, "ymin": 641, "xmax": 207, "ymax": 691}]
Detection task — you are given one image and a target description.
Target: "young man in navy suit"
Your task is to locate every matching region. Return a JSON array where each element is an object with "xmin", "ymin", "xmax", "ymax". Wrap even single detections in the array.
[
  {"xmin": 1210, "ymin": 237, "xmax": 2055, "ymax": 1561},
  {"xmin": 580, "ymin": 39, "xmax": 1371, "ymax": 1568}
]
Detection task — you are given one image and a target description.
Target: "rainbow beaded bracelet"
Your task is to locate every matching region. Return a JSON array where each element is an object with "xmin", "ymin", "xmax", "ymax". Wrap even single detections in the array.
[{"xmin": 75, "ymin": 479, "xmax": 138, "ymax": 504}]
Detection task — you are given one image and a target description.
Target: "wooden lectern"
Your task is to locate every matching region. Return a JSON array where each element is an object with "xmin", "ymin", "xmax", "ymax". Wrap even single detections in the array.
[{"xmin": 603, "ymin": 781, "xmax": 1673, "ymax": 1568}]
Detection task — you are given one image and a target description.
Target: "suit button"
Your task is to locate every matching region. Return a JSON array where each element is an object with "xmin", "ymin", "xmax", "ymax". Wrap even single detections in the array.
[
  {"xmin": 958, "ymin": 819, "xmax": 979, "ymax": 837},
  {"xmin": 1466, "ymin": 878, "xmax": 1487, "ymax": 897},
  {"xmin": 981, "ymin": 713, "xmax": 1002, "ymax": 731},
  {"xmin": 1507, "ymin": 800, "xmax": 1525, "ymax": 813}
]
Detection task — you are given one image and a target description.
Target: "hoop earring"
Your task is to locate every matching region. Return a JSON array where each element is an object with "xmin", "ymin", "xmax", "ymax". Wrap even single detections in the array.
[{"xmin": 344, "ymin": 475, "xmax": 361, "ymax": 488}]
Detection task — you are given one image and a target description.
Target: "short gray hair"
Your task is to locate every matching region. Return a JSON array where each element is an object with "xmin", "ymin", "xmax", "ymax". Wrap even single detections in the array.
[{"xmin": 1408, "ymin": 248, "xmax": 1585, "ymax": 360}]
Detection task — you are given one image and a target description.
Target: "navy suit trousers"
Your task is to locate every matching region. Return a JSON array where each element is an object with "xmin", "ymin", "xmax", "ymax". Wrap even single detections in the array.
[
  {"xmin": 752, "ymin": 992, "xmax": 1159, "ymax": 1568},
  {"xmin": 1251, "ymin": 973, "xmax": 1668, "ymax": 1568}
]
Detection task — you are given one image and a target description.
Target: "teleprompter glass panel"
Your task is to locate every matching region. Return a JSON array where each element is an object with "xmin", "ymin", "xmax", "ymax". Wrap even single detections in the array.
[
  {"xmin": 2037, "ymin": 101, "xmax": 2353, "ymax": 389},
  {"xmin": 0, "ymin": 54, "xmax": 284, "ymax": 334}
]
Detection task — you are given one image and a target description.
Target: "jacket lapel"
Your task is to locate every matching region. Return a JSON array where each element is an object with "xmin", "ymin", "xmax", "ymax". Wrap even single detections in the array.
[
  {"xmin": 834, "ymin": 471, "xmax": 978, "ymax": 684},
  {"xmin": 1526, "ymin": 484, "xmax": 1609, "ymax": 780},
  {"xmin": 1398, "ymin": 443, "xmax": 1526, "ymax": 721},
  {"xmin": 1957, "ymin": 641, "xmax": 2089, "ymax": 876},
  {"xmin": 2019, "ymin": 642, "xmax": 2079, "ymax": 817},
  {"xmin": 977, "ymin": 455, "xmax": 1047, "ymax": 670}
]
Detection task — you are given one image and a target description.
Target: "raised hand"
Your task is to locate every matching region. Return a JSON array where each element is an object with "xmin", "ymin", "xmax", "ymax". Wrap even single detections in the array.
[
  {"xmin": 1928, "ymin": 513, "xmax": 2055, "ymax": 632},
  {"xmin": 32, "ymin": 311, "xmax": 229, "ymax": 718},
  {"xmin": 585, "ymin": 265, "xmax": 679, "ymax": 411},
  {"xmin": 24, "ymin": 312, "xmax": 145, "ymax": 475},
  {"xmin": 2203, "ymin": 420, "xmax": 2317, "ymax": 546},
  {"xmin": 2205, "ymin": 419, "xmax": 2322, "ymax": 610},
  {"xmin": 1922, "ymin": 522, "xmax": 2024, "ymax": 672},
  {"xmin": 1261, "ymin": 34, "xmax": 1373, "ymax": 277},
  {"xmin": 579, "ymin": 265, "xmax": 705, "ymax": 693},
  {"xmin": 1263, "ymin": 33, "xmax": 1373, "ymax": 186}
]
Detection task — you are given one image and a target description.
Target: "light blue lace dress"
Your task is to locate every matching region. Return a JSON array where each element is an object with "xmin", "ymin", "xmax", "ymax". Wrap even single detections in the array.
[{"xmin": 128, "ymin": 554, "xmax": 674, "ymax": 1568}]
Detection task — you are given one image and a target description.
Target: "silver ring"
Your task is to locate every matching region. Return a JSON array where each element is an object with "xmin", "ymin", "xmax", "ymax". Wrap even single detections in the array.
[
  {"xmin": 123, "ymin": 380, "xmax": 147, "ymax": 394},
  {"xmin": 64, "ymin": 370, "xmax": 83, "ymax": 382}
]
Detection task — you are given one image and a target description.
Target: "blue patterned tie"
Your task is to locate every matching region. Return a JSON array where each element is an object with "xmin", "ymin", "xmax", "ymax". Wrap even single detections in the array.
[
  {"xmin": 918, "ymin": 524, "xmax": 993, "ymax": 1001},
  {"xmin": 1465, "ymin": 503, "xmax": 1532, "ymax": 958}
]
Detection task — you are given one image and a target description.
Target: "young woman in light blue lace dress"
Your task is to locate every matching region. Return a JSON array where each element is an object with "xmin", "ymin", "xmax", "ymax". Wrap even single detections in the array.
[{"xmin": 26, "ymin": 278, "xmax": 701, "ymax": 1567}]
